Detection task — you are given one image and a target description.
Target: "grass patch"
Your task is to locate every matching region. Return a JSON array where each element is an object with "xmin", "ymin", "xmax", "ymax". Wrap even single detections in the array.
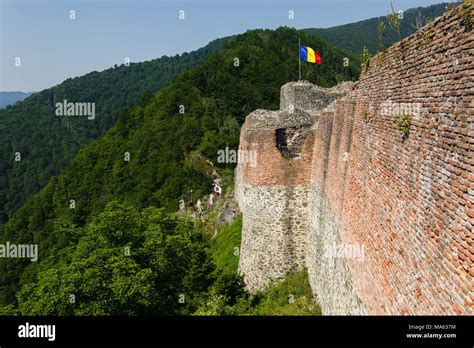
[
  {"xmin": 200, "ymin": 208, "xmax": 321, "ymax": 316},
  {"xmin": 244, "ymin": 268, "xmax": 322, "ymax": 316},
  {"xmin": 210, "ymin": 216, "xmax": 242, "ymax": 275}
]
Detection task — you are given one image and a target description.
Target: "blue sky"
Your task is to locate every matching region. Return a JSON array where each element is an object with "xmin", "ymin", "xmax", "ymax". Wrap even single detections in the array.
[{"xmin": 0, "ymin": 0, "xmax": 449, "ymax": 91}]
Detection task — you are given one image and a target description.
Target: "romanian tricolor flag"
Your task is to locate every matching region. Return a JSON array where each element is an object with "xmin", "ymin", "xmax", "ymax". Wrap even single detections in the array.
[{"xmin": 300, "ymin": 45, "xmax": 321, "ymax": 65}]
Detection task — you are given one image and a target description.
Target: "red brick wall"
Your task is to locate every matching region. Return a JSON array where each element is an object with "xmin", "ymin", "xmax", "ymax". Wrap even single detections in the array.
[
  {"xmin": 309, "ymin": 6, "xmax": 473, "ymax": 314},
  {"xmin": 239, "ymin": 112, "xmax": 315, "ymax": 186}
]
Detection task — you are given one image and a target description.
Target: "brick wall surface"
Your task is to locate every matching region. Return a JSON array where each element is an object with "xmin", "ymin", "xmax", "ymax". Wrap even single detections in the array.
[
  {"xmin": 236, "ymin": 5, "xmax": 473, "ymax": 314},
  {"xmin": 308, "ymin": 6, "xmax": 473, "ymax": 314}
]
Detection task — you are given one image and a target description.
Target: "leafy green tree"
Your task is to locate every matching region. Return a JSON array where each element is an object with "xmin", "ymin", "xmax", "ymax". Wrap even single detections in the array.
[{"xmin": 14, "ymin": 202, "xmax": 214, "ymax": 315}]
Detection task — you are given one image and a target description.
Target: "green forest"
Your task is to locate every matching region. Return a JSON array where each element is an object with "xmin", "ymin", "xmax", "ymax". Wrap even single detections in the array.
[
  {"xmin": 1, "ymin": 2, "xmax": 445, "ymax": 225},
  {"xmin": 0, "ymin": 37, "xmax": 231, "ymax": 224},
  {"xmin": 0, "ymin": 27, "xmax": 360, "ymax": 314},
  {"xmin": 304, "ymin": 2, "xmax": 449, "ymax": 55},
  {"xmin": 1, "ymin": 206, "xmax": 319, "ymax": 315}
]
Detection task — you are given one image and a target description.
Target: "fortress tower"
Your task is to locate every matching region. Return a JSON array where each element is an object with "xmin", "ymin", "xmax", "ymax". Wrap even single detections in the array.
[{"xmin": 235, "ymin": 81, "xmax": 354, "ymax": 292}]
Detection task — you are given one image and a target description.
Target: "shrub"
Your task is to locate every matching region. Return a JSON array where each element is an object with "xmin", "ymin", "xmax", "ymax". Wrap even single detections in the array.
[{"xmin": 396, "ymin": 114, "xmax": 412, "ymax": 140}]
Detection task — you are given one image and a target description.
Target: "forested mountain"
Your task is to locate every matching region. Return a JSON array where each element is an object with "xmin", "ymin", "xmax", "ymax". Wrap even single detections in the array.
[
  {"xmin": 304, "ymin": 2, "xmax": 451, "ymax": 55},
  {"xmin": 0, "ymin": 37, "xmax": 230, "ymax": 223},
  {"xmin": 0, "ymin": 27, "xmax": 360, "ymax": 312},
  {"xmin": 0, "ymin": 3, "xmax": 447, "ymax": 225},
  {"xmin": 0, "ymin": 92, "xmax": 35, "ymax": 109}
]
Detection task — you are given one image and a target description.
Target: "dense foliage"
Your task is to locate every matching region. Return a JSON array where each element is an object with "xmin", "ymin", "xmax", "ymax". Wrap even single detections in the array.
[
  {"xmin": 0, "ymin": 203, "xmax": 319, "ymax": 316},
  {"xmin": 2, "ymin": 202, "xmax": 214, "ymax": 315},
  {"xmin": 198, "ymin": 217, "xmax": 320, "ymax": 316},
  {"xmin": 195, "ymin": 268, "xmax": 320, "ymax": 316},
  {"xmin": 0, "ymin": 27, "xmax": 359, "ymax": 310},
  {"xmin": 0, "ymin": 37, "xmax": 230, "ymax": 223},
  {"xmin": 304, "ymin": 3, "xmax": 449, "ymax": 55}
]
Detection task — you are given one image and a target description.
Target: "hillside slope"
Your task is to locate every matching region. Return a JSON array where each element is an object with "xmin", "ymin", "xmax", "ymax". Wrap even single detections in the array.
[
  {"xmin": 1, "ymin": 2, "xmax": 447, "ymax": 224},
  {"xmin": 304, "ymin": 2, "xmax": 451, "ymax": 55},
  {"xmin": 0, "ymin": 37, "xmax": 230, "ymax": 223}
]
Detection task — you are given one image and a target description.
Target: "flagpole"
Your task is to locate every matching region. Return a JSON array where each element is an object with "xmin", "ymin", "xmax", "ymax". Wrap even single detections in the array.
[{"xmin": 298, "ymin": 38, "xmax": 301, "ymax": 81}]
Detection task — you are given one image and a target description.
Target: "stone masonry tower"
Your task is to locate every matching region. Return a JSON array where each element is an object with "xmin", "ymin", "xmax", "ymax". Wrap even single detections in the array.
[{"xmin": 235, "ymin": 81, "xmax": 353, "ymax": 291}]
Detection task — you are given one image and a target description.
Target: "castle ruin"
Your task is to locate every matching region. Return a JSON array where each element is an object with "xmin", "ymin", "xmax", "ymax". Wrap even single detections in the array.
[{"xmin": 235, "ymin": 5, "xmax": 473, "ymax": 315}]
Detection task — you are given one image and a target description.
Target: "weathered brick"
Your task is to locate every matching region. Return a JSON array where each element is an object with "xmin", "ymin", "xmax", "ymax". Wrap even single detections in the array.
[{"xmin": 235, "ymin": 4, "xmax": 473, "ymax": 315}]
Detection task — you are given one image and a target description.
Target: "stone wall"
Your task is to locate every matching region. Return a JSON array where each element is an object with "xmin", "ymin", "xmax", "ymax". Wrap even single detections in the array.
[
  {"xmin": 238, "ymin": 183, "xmax": 310, "ymax": 291},
  {"xmin": 236, "ymin": 5, "xmax": 473, "ymax": 314},
  {"xmin": 280, "ymin": 81, "xmax": 354, "ymax": 115},
  {"xmin": 235, "ymin": 81, "xmax": 353, "ymax": 291},
  {"xmin": 307, "ymin": 183, "xmax": 368, "ymax": 314}
]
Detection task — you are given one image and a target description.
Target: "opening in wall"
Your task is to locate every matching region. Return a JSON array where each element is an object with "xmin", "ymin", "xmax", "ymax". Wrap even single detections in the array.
[{"xmin": 275, "ymin": 127, "xmax": 310, "ymax": 160}]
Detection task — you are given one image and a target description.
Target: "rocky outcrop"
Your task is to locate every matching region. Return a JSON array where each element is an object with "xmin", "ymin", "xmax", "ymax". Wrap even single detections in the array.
[{"xmin": 215, "ymin": 191, "xmax": 241, "ymax": 230}]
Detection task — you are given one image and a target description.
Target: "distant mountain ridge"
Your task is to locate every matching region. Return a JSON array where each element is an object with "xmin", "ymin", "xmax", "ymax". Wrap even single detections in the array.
[
  {"xmin": 303, "ymin": 2, "xmax": 453, "ymax": 55},
  {"xmin": 0, "ymin": 91, "xmax": 35, "ymax": 108},
  {"xmin": 0, "ymin": 36, "xmax": 231, "ymax": 223},
  {"xmin": 0, "ymin": 2, "xmax": 450, "ymax": 225},
  {"xmin": 0, "ymin": 27, "xmax": 361, "ymax": 308}
]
